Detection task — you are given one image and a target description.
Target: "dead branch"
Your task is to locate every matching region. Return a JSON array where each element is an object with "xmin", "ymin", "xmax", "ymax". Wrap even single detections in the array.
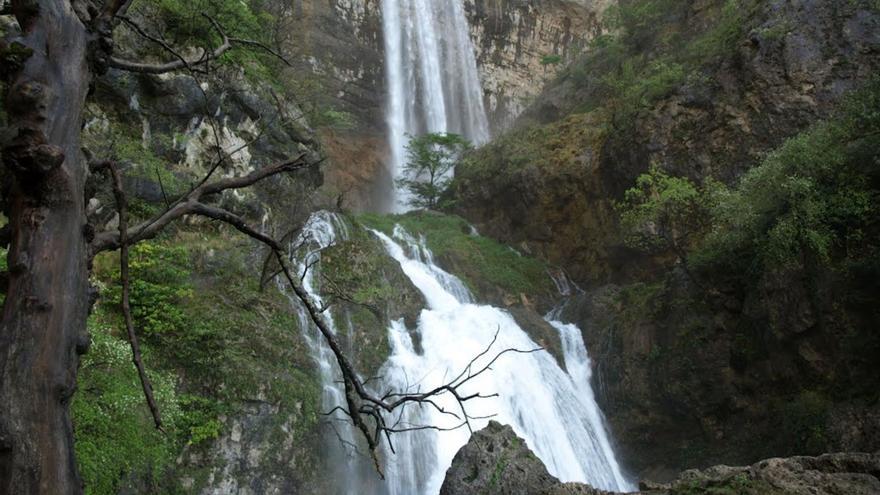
[
  {"xmin": 90, "ymin": 153, "xmax": 314, "ymax": 253},
  {"xmin": 91, "ymin": 160, "xmax": 163, "ymax": 431}
]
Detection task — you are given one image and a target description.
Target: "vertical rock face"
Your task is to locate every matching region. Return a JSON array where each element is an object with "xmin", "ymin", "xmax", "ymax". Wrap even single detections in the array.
[{"xmin": 464, "ymin": 0, "xmax": 606, "ymax": 132}]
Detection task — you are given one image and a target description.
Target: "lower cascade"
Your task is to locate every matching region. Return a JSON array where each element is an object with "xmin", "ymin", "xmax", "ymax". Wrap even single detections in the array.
[{"xmin": 291, "ymin": 212, "xmax": 634, "ymax": 494}]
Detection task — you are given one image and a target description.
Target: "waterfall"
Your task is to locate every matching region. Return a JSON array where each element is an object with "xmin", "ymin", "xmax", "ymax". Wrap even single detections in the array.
[
  {"xmin": 381, "ymin": 0, "xmax": 491, "ymax": 211},
  {"xmin": 288, "ymin": 214, "xmax": 633, "ymax": 493},
  {"xmin": 372, "ymin": 226, "xmax": 634, "ymax": 493}
]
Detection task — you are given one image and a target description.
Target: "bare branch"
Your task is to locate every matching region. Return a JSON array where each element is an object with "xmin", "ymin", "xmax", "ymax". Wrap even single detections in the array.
[
  {"xmin": 90, "ymin": 153, "xmax": 315, "ymax": 253},
  {"xmin": 91, "ymin": 160, "xmax": 163, "ymax": 431}
]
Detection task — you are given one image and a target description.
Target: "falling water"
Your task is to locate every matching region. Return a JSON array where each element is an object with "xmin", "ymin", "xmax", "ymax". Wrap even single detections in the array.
[
  {"xmin": 381, "ymin": 0, "xmax": 491, "ymax": 211},
  {"xmin": 288, "ymin": 214, "xmax": 633, "ymax": 493},
  {"xmin": 285, "ymin": 212, "xmax": 364, "ymax": 490},
  {"xmin": 372, "ymin": 226, "xmax": 634, "ymax": 493}
]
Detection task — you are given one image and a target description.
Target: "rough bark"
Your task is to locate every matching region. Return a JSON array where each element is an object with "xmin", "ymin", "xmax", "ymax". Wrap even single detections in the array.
[{"xmin": 0, "ymin": 1, "xmax": 92, "ymax": 493}]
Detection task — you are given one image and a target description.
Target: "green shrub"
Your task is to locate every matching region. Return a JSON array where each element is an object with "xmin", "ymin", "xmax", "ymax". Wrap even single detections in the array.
[
  {"xmin": 99, "ymin": 241, "xmax": 193, "ymax": 338},
  {"xmin": 693, "ymin": 80, "xmax": 880, "ymax": 275},
  {"xmin": 540, "ymin": 54, "xmax": 563, "ymax": 66}
]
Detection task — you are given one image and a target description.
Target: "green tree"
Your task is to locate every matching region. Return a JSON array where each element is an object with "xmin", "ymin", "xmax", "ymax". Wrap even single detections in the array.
[
  {"xmin": 397, "ymin": 132, "xmax": 471, "ymax": 209},
  {"xmin": 618, "ymin": 166, "xmax": 721, "ymax": 283}
]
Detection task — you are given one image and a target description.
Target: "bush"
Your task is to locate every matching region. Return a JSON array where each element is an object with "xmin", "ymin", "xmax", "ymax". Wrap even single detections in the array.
[
  {"xmin": 619, "ymin": 165, "xmax": 722, "ymax": 258},
  {"xmin": 693, "ymin": 80, "xmax": 880, "ymax": 275}
]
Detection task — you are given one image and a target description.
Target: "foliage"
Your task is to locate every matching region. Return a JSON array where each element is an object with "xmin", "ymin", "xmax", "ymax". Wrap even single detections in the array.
[
  {"xmin": 619, "ymin": 166, "xmax": 721, "ymax": 255},
  {"xmin": 79, "ymin": 228, "xmax": 322, "ymax": 492},
  {"xmin": 397, "ymin": 133, "xmax": 471, "ymax": 209},
  {"xmin": 99, "ymin": 241, "xmax": 193, "ymax": 338},
  {"xmin": 72, "ymin": 311, "xmax": 183, "ymax": 495},
  {"xmin": 558, "ymin": 0, "xmax": 761, "ymax": 125},
  {"xmin": 540, "ymin": 54, "xmax": 562, "ymax": 66},
  {"xmin": 129, "ymin": 0, "xmax": 280, "ymax": 84}
]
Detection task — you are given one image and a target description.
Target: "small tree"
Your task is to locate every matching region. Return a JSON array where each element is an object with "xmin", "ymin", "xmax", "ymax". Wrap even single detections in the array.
[
  {"xmin": 397, "ymin": 132, "xmax": 470, "ymax": 209},
  {"xmin": 618, "ymin": 165, "xmax": 721, "ymax": 283}
]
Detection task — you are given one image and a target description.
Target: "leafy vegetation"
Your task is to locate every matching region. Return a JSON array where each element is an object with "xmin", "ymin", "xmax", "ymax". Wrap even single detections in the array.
[
  {"xmin": 618, "ymin": 166, "xmax": 720, "ymax": 255},
  {"xmin": 618, "ymin": 79, "xmax": 880, "ymax": 283},
  {"xmin": 397, "ymin": 133, "xmax": 471, "ymax": 209},
  {"xmin": 539, "ymin": 54, "xmax": 562, "ymax": 66},
  {"xmin": 131, "ymin": 0, "xmax": 279, "ymax": 84},
  {"xmin": 72, "ymin": 310, "xmax": 183, "ymax": 495},
  {"xmin": 694, "ymin": 79, "xmax": 880, "ymax": 277},
  {"xmin": 78, "ymin": 227, "xmax": 321, "ymax": 494},
  {"xmin": 558, "ymin": 0, "xmax": 761, "ymax": 124}
]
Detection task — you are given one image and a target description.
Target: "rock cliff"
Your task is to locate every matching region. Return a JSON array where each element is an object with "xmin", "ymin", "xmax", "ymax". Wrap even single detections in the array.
[
  {"xmin": 277, "ymin": 0, "xmax": 603, "ymax": 209},
  {"xmin": 451, "ymin": 0, "xmax": 880, "ymax": 481}
]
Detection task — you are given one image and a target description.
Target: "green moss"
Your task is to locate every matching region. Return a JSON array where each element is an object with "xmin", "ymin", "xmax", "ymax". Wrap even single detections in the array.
[
  {"xmin": 358, "ymin": 212, "xmax": 556, "ymax": 304},
  {"xmin": 456, "ymin": 112, "xmax": 604, "ymax": 180},
  {"xmin": 319, "ymin": 218, "xmax": 423, "ymax": 375}
]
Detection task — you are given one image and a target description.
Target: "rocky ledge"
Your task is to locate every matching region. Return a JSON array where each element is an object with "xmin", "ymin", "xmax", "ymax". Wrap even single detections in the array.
[{"xmin": 441, "ymin": 421, "xmax": 880, "ymax": 495}]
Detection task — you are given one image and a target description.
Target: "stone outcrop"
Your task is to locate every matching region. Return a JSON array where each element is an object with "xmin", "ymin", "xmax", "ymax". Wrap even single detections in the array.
[
  {"xmin": 440, "ymin": 421, "xmax": 614, "ymax": 495},
  {"xmin": 441, "ymin": 422, "xmax": 880, "ymax": 495}
]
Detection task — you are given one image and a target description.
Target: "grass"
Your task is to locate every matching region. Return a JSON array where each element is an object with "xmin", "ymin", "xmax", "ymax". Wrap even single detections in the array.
[{"xmin": 358, "ymin": 211, "xmax": 556, "ymax": 303}]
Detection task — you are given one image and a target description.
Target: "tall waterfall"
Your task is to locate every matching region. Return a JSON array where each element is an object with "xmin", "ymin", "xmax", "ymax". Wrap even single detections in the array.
[
  {"xmin": 290, "ymin": 213, "xmax": 634, "ymax": 493},
  {"xmin": 381, "ymin": 0, "xmax": 491, "ymax": 211}
]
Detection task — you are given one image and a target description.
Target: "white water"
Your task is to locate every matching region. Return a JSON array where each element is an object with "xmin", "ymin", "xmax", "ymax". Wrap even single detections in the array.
[
  {"xmin": 373, "ymin": 226, "xmax": 634, "ymax": 493},
  {"xmin": 381, "ymin": 0, "xmax": 491, "ymax": 211},
  {"xmin": 289, "ymin": 213, "xmax": 634, "ymax": 493}
]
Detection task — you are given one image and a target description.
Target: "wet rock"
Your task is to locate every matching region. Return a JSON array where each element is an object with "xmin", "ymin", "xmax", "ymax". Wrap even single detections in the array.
[{"xmin": 442, "ymin": 424, "xmax": 880, "ymax": 495}]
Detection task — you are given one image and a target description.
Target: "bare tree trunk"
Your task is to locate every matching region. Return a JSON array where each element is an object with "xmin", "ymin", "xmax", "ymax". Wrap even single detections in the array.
[{"xmin": 0, "ymin": 1, "xmax": 92, "ymax": 493}]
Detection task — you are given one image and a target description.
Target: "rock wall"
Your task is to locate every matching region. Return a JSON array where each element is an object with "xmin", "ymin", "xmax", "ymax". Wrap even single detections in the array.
[
  {"xmin": 465, "ymin": 0, "xmax": 606, "ymax": 132},
  {"xmin": 451, "ymin": 0, "xmax": 880, "ymax": 481}
]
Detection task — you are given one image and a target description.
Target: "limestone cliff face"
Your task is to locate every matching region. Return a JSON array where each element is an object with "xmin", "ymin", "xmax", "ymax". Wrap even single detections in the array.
[{"xmin": 465, "ymin": 0, "xmax": 607, "ymax": 132}]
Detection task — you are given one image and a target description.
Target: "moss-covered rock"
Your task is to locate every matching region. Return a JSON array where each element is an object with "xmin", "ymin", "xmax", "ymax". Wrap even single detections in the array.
[
  {"xmin": 319, "ymin": 217, "xmax": 426, "ymax": 376},
  {"xmin": 359, "ymin": 211, "xmax": 558, "ymax": 310}
]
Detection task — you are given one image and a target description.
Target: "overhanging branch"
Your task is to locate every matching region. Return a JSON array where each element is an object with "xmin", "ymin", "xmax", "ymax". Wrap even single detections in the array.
[
  {"xmin": 90, "ymin": 153, "xmax": 313, "ymax": 253},
  {"xmin": 108, "ymin": 14, "xmax": 291, "ymax": 75}
]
